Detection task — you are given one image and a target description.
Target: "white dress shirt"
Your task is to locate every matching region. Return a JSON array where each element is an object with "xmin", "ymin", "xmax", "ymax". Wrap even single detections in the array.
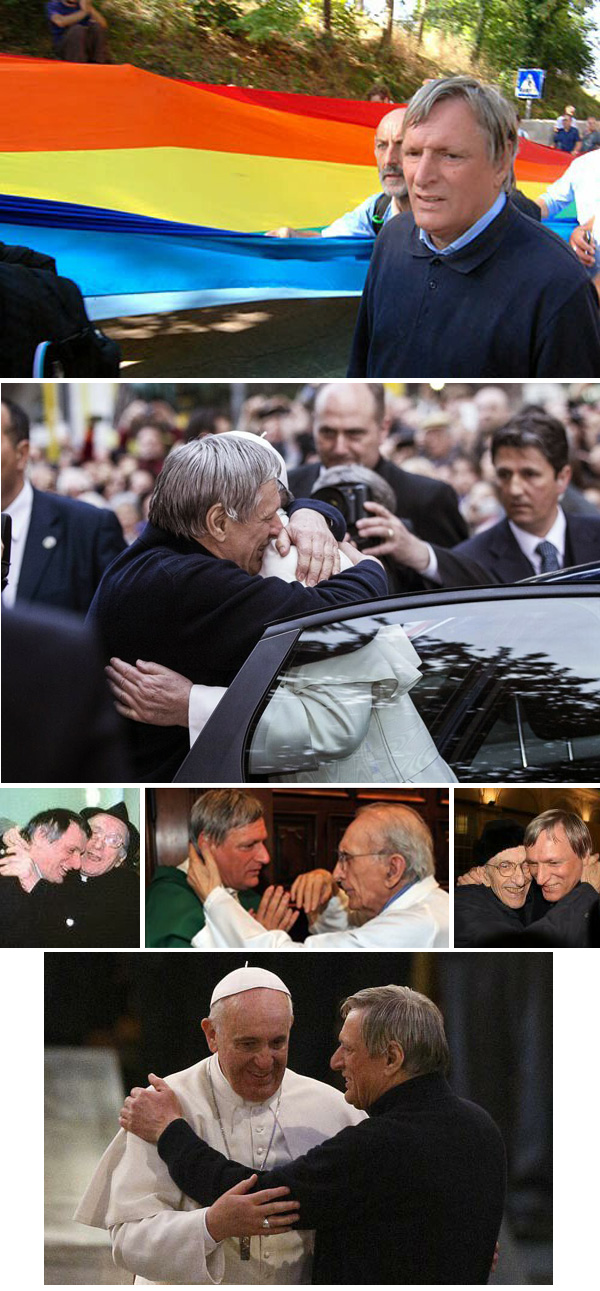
[
  {"xmin": 507, "ymin": 506, "xmax": 567, "ymax": 574},
  {"xmin": 1, "ymin": 479, "xmax": 34, "ymax": 607}
]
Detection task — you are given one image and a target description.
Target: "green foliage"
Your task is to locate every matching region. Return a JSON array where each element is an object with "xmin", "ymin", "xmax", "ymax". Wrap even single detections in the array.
[
  {"xmin": 235, "ymin": 0, "xmax": 306, "ymax": 44},
  {"xmin": 1, "ymin": 0, "xmax": 41, "ymax": 32},
  {"xmin": 420, "ymin": 0, "xmax": 594, "ymax": 81},
  {"xmin": 306, "ymin": 0, "xmax": 362, "ymax": 38},
  {"xmin": 0, "ymin": 0, "xmax": 597, "ymax": 111},
  {"xmin": 190, "ymin": 0, "xmax": 243, "ymax": 34}
]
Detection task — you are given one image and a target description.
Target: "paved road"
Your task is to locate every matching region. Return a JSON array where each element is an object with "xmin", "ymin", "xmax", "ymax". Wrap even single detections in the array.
[{"xmin": 103, "ymin": 296, "xmax": 360, "ymax": 376}]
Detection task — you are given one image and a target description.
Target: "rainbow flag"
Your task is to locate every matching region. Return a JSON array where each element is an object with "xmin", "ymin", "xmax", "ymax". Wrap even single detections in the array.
[{"xmin": 0, "ymin": 56, "xmax": 573, "ymax": 318}]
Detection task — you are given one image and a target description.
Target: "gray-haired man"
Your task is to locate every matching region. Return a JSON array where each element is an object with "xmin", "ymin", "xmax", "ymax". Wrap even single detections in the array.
[
  {"xmin": 87, "ymin": 435, "xmax": 387, "ymax": 779},
  {"xmin": 186, "ymin": 802, "xmax": 450, "ymax": 949},
  {"xmin": 117, "ymin": 983, "xmax": 506, "ymax": 1285},
  {"xmin": 457, "ymin": 809, "xmax": 600, "ymax": 947},
  {"xmin": 349, "ymin": 75, "xmax": 600, "ymax": 377}
]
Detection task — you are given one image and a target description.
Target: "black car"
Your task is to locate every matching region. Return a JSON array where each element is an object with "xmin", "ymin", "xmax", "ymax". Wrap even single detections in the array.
[{"xmin": 173, "ymin": 580, "xmax": 600, "ymax": 784}]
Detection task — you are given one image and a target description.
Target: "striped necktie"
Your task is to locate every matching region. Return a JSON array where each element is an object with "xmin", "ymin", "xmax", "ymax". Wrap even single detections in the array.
[{"xmin": 535, "ymin": 540, "xmax": 560, "ymax": 572}]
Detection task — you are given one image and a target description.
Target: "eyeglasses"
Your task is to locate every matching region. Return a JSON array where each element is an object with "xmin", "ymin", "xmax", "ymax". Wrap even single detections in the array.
[
  {"xmin": 487, "ymin": 861, "xmax": 530, "ymax": 877},
  {"xmin": 89, "ymin": 831, "xmax": 126, "ymax": 849},
  {"xmin": 335, "ymin": 850, "xmax": 390, "ymax": 867}
]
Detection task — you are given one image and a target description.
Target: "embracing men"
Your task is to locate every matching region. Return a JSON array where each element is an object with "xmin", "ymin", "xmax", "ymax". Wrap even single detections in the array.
[{"xmin": 77, "ymin": 965, "xmax": 505, "ymax": 1284}]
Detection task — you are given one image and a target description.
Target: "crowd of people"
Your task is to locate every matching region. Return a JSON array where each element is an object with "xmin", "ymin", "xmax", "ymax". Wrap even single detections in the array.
[
  {"xmin": 7, "ymin": 382, "xmax": 600, "ymax": 550},
  {"xmin": 2, "ymin": 380, "xmax": 600, "ymax": 783}
]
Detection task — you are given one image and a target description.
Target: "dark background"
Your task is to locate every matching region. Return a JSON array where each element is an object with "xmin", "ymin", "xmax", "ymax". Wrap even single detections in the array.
[
  {"xmin": 145, "ymin": 786, "xmax": 450, "ymax": 889},
  {"xmin": 45, "ymin": 950, "xmax": 552, "ymax": 1245}
]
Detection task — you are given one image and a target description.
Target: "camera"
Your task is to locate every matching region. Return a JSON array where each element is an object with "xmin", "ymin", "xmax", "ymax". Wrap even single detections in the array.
[{"xmin": 312, "ymin": 482, "xmax": 372, "ymax": 548}]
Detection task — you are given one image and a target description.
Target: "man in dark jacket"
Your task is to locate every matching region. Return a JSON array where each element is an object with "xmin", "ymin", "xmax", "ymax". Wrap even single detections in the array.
[
  {"xmin": 290, "ymin": 382, "xmax": 468, "ymax": 549},
  {"xmin": 455, "ymin": 820, "xmax": 530, "ymax": 947},
  {"xmin": 0, "ymin": 808, "xmax": 88, "ymax": 947},
  {"xmin": 452, "ymin": 409, "xmax": 600, "ymax": 581},
  {"xmin": 88, "ymin": 434, "xmax": 387, "ymax": 779},
  {"xmin": 119, "ymin": 984, "xmax": 506, "ymax": 1286},
  {"xmin": 0, "ymin": 803, "xmax": 139, "ymax": 947},
  {"xmin": 1, "ymin": 397, "xmax": 125, "ymax": 614},
  {"xmin": 348, "ymin": 77, "xmax": 600, "ymax": 378},
  {"xmin": 456, "ymin": 811, "xmax": 600, "ymax": 947}
]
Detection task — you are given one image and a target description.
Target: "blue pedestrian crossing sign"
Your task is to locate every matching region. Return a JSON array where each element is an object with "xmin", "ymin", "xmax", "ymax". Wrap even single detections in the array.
[{"xmin": 516, "ymin": 68, "xmax": 545, "ymax": 99}]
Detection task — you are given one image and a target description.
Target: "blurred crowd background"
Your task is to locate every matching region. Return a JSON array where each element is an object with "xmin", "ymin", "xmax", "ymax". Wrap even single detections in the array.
[{"xmin": 7, "ymin": 380, "xmax": 600, "ymax": 548}]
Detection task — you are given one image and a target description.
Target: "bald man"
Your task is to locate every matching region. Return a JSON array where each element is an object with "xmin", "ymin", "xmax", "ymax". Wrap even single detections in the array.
[{"xmin": 269, "ymin": 108, "xmax": 408, "ymax": 238}]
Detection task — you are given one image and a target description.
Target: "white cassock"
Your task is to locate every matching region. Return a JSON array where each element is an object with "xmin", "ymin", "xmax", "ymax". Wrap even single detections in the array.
[
  {"xmin": 188, "ymin": 526, "xmax": 457, "ymax": 785},
  {"xmin": 195, "ymin": 880, "xmax": 450, "ymax": 951},
  {"xmin": 75, "ymin": 1054, "xmax": 364, "ymax": 1285}
]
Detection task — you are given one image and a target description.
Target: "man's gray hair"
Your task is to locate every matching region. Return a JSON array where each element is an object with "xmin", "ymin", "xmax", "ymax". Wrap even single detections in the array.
[
  {"xmin": 356, "ymin": 803, "xmax": 435, "ymax": 880},
  {"xmin": 148, "ymin": 435, "xmax": 280, "ymax": 541},
  {"xmin": 524, "ymin": 809, "xmax": 592, "ymax": 859},
  {"xmin": 340, "ymin": 985, "xmax": 449, "ymax": 1076},
  {"xmin": 312, "ymin": 464, "xmax": 396, "ymax": 512},
  {"xmin": 404, "ymin": 76, "xmax": 518, "ymax": 184},
  {"xmin": 189, "ymin": 789, "xmax": 266, "ymax": 847}
]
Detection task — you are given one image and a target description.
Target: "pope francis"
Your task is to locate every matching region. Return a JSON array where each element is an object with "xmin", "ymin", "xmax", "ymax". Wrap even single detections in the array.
[{"xmin": 75, "ymin": 965, "xmax": 364, "ymax": 1284}]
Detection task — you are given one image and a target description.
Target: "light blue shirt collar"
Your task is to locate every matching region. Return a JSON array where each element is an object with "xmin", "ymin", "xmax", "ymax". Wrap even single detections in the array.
[
  {"xmin": 419, "ymin": 190, "xmax": 506, "ymax": 256},
  {"xmin": 381, "ymin": 877, "xmax": 421, "ymax": 912}
]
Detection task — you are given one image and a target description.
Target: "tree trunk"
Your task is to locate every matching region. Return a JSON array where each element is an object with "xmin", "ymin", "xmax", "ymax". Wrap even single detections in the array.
[
  {"xmin": 415, "ymin": 0, "xmax": 429, "ymax": 46},
  {"xmin": 471, "ymin": 0, "xmax": 489, "ymax": 61},
  {"xmin": 323, "ymin": 0, "xmax": 331, "ymax": 31}
]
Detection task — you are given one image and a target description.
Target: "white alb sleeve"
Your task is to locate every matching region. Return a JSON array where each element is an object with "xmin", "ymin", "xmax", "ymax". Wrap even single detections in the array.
[{"xmin": 111, "ymin": 1208, "xmax": 225, "ymax": 1285}]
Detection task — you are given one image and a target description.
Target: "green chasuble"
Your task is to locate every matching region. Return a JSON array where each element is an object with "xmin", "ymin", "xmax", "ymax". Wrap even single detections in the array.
[{"xmin": 145, "ymin": 867, "xmax": 261, "ymax": 947}]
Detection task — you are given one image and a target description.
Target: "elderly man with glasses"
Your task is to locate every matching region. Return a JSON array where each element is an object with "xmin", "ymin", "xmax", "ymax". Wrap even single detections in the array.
[
  {"xmin": 455, "ymin": 812, "xmax": 600, "ymax": 947},
  {"xmin": 184, "ymin": 802, "xmax": 449, "ymax": 949},
  {"xmin": 454, "ymin": 820, "xmax": 530, "ymax": 947}
]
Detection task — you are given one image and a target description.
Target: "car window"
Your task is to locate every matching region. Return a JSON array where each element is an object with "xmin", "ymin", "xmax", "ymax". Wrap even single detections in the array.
[{"xmin": 245, "ymin": 596, "xmax": 600, "ymax": 782}]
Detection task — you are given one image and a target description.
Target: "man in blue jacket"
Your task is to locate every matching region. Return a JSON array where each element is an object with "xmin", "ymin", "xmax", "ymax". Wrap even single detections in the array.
[{"xmin": 348, "ymin": 76, "xmax": 600, "ymax": 377}]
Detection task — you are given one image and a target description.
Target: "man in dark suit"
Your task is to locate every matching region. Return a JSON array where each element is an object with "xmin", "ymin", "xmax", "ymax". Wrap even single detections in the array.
[
  {"xmin": 289, "ymin": 383, "xmax": 468, "ymax": 549},
  {"xmin": 119, "ymin": 984, "xmax": 506, "ymax": 1285},
  {"xmin": 0, "ymin": 807, "xmax": 88, "ymax": 947},
  {"xmin": 452, "ymin": 408, "xmax": 600, "ymax": 581},
  {"xmin": 1, "ymin": 397, "xmax": 125, "ymax": 615}
]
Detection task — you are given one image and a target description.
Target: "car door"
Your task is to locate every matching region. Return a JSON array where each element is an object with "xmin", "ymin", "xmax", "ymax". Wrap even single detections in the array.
[{"xmin": 173, "ymin": 584, "xmax": 600, "ymax": 783}]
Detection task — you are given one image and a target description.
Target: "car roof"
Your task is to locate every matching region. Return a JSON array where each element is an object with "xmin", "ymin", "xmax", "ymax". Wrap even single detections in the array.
[
  {"xmin": 261, "ymin": 579, "xmax": 600, "ymax": 639},
  {"xmin": 520, "ymin": 561, "xmax": 600, "ymax": 584}
]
